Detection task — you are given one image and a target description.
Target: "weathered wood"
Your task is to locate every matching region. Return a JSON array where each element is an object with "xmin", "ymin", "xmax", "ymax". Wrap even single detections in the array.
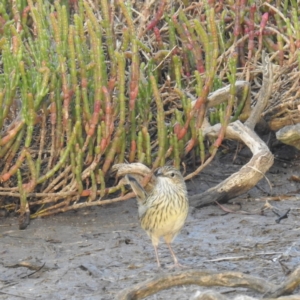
[
  {"xmin": 117, "ymin": 266, "xmax": 300, "ymax": 300},
  {"xmin": 191, "ymin": 80, "xmax": 250, "ymax": 109},
  {"xmin": 276, "ymin": 124, "xmax": 300, "ymax": 150},
  {"xmin": 188, "ymin": 53, "xmax": 274, "ymax": 207},
  {"xmin": 245, "ymin": 51, "xmax": 273, "ymax": 130},
  {"xmin": 189, "ymin": 120, "xmax": 274, "ymax": 207},
  {"xmin": 192, "ymin": 290, "xmax": 300, "ymax": 300},
  {"xmin": 264, "ymin": 266, "xmax": 300, "ymax": 298},
  {"xmin": 116, "ymin": 269, "xmax": 275, "ymax": 300}
]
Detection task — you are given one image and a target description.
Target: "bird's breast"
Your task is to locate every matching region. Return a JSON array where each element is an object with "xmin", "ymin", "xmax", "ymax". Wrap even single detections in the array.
[{"xmin": 139, "ymin": 186, "xmax": 188, "ymax": 236}]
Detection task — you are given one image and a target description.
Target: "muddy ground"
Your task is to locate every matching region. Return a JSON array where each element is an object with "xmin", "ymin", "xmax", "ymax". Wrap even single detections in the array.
[{"xmin": 1, "ymin": 144, "xmax": 300, "ymax": 300}]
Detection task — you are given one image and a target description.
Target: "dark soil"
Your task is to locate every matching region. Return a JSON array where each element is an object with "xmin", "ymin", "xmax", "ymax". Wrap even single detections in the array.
[{"xmin": 1, "ymin": 145, "xmax": 300, "ymax": 299}]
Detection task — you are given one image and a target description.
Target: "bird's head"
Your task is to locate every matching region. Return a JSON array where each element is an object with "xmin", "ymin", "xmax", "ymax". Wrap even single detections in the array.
[{"xmin": 155, "ymin": 166, "xmax": 185, "ymax": 187}]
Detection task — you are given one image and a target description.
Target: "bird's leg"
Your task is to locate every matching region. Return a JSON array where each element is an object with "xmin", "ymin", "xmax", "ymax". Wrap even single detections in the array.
[
  {"xmin": 166, "ymin": 243, "xmax": 178, "ymax": 264},
  {"xmin": 153, "ymin": 245, "xmax": 161, "ymax": 268},
  {"xmin": 166, "ymin": 243, "xmax": 185, "ymax": 268}
]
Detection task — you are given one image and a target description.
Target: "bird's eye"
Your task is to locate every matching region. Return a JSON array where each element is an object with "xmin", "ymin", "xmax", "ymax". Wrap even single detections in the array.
[{"xmin": 170, "ymin": 172, "xmax": 175, "ymax": 177}]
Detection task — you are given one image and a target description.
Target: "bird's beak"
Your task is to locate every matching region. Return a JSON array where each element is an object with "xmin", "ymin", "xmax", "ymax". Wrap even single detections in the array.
[{"xmin": 154, "ymin": 170, "xmax": 163, "ymax": 177}]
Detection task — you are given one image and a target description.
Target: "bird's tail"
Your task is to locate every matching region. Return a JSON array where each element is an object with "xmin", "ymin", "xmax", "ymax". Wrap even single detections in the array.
[{"xmin": 125, "ymin": 175, "xmax": 147, "ymax": 203}]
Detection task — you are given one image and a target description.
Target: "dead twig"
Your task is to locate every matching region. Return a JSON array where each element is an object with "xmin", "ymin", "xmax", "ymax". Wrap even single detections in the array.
[
  {"xmin": 205, "ymin": 252, "xmax": 284, "ymax": 263},
  {"xmin": 260, "ymin": 195, "xmax": 299, "ymax": 202},
  {"xmin": 0, "ymin": 291, "xmax": 30, "ymax": 299},
  {"xmin": 20, "ymin": 262, "xmax": 46, "ymax": 278},
  {"xmin": 214, "ymin": 201, "xmax": 252, "ymax": 215},
  {"xmin": 269, "ymin": 205, "xmax": 291, "ymax": 223},
  {"xmin": 275, "ymin": 209, "xmax": 291, "ymax": 223}
]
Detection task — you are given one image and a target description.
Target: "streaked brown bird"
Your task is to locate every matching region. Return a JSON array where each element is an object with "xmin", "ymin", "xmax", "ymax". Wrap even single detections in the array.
[{"xmin": 126, "ymin": 166, "xmax": 189, "ymax": 267}]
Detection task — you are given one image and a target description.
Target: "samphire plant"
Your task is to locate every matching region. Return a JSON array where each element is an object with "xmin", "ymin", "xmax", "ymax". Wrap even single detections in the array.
[{"xmin": 0, "ymin": 0, "xmax": 299, "ymax": 228}]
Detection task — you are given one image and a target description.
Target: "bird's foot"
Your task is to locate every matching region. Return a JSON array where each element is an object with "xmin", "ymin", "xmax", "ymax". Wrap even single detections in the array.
[{"xmin": 167, "ymin": 262, "xmax": 187, "ymax": 269}]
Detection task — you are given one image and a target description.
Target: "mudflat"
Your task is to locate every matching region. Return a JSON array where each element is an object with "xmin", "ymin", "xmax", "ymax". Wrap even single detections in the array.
[{"xmin": 1, "ymin": 149, "xmax": 300, "ymax": 299}]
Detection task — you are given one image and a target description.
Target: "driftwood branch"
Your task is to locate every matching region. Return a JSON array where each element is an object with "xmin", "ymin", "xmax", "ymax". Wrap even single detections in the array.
[
  {"xmin": 117, "ymin": 267, "xmax": 300, "ymax": 300},
  {"xmin": 191, "ymin": 290, "xmax": 230, "ymax": 300},
  {"xmin": 189, "ymin": 52, "xmax": 274, "ymax": 207},
  {"xmin": 191, "ymin": 290, "xmax": 300, "ymax": 300},
  {"xmin": 112, "ymin": 59, "xmax": 274, "ymax": 209},
  {"xmin": 196, "ymin": 80, "xmax": 250, "ymax": 109},
  {"xmin": 245, "ymin": 51, "xmax": 273, "ymax": 130},
  {"xmin": 264, "ymin": 266, "xmax": 300, "ymax": 298},
  {"xmin": 116, "ymin": 270, "xmax": 274, "ymax": 300},
  {"xmin": 189, "ymin": 120, "xmax": 274, "ymax": 207}
]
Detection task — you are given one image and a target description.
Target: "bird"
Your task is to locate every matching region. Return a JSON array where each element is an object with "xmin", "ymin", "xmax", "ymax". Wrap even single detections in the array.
[{"xmin": 125, "ymin": 166, "xmax": 189, "ymax": 267}]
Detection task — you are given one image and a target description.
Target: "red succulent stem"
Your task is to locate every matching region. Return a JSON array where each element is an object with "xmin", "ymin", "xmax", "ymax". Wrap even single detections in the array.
[{"xmin": 146, "ymin": 0, "xmax": 167, "ymax": 31}]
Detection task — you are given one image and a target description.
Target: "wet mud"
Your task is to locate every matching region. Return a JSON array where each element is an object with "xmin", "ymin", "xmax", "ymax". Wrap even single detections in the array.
[{"xmin": 1, "ymin": 148, "xmax": 300, "ymax": 299}]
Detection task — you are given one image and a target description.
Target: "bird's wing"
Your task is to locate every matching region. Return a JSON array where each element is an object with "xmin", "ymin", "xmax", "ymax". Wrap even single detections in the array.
[
  {"xmin": 112, "ymin": 163, "xmax": 157, "ymax": 193},
  {"xmin": 112, "ymin": 163, "xmax": 152, "ymax": 178},
  {"xmin": 125, "ymin": 174, "xmax": 148, "ymax": 202}
]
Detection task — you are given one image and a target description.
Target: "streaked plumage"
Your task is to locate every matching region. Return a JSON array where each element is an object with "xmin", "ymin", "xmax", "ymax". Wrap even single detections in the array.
[{"xmin": 126, "ymin": 166, "xmax": 189, "ymax": 267}]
